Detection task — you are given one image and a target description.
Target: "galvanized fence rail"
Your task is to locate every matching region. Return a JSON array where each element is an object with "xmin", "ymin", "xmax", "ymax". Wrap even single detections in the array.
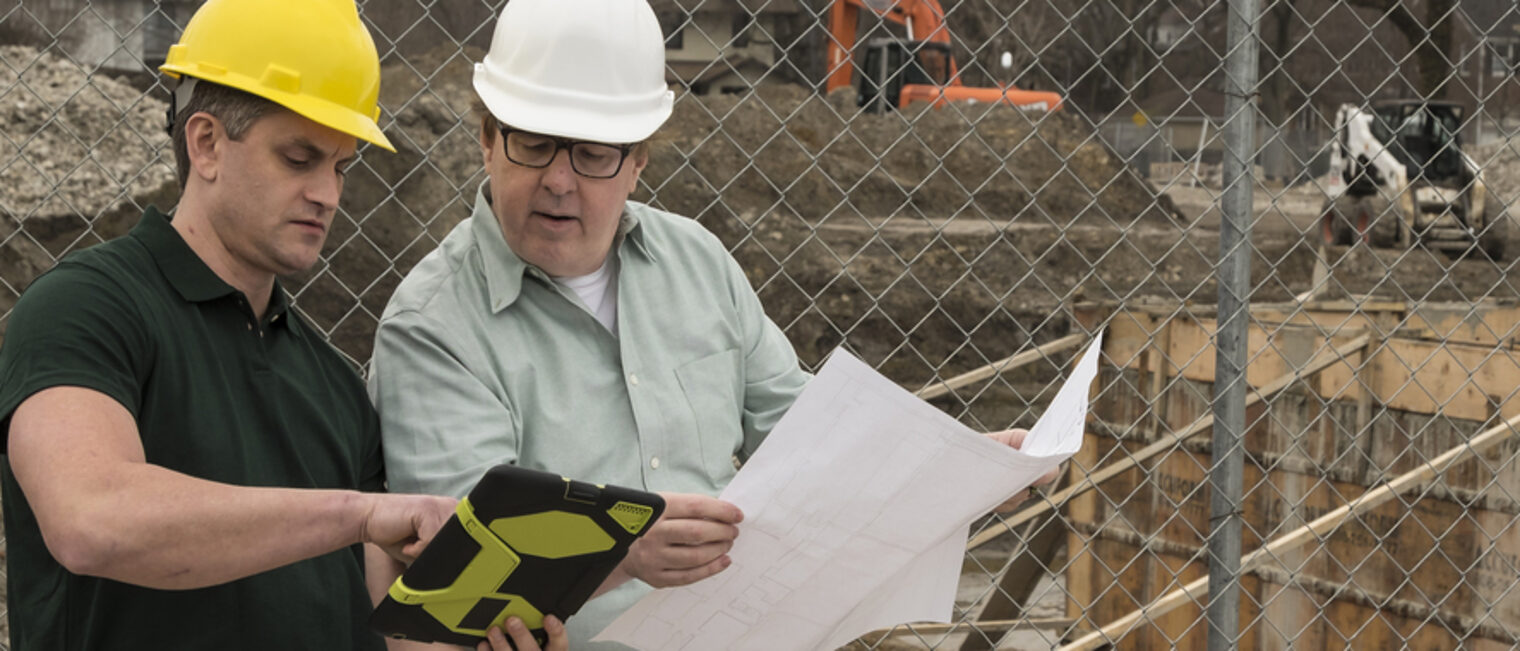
[{"xmin": 4, "ymin": 0, "xmax": 1520, "ymax": 648}]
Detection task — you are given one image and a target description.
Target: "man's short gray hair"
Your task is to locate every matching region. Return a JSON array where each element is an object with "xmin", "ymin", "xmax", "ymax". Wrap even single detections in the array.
[{"xmin": 170, "ymin": 80, "xmax": 282, "ymax": 188}]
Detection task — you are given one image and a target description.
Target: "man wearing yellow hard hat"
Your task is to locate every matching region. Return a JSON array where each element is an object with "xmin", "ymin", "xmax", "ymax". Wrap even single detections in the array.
[
  {"xmin": 0, "ymin": 1, "xmax": 557, "ymax": 649},
  {"xmin": 367, "ymin": 0, "xmax": 1053, "ymax": 648}
]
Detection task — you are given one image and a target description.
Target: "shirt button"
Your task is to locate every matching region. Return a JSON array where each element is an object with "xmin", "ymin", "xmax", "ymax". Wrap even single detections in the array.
[
  {"xmin": 629, "ymin": 373, "xmax": 640, "ymax": 386},
  {"xmin": 246, "ymin": 322, "xmax": 253, "ymax": 331},
  {"xmin": 649, "ymin": 457, "xmax": 660, "ymax": 469}
]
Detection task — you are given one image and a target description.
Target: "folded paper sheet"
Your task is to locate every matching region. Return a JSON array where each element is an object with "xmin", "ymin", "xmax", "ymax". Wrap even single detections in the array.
[{"xmin": 597, "ymin": 332, "xmax": 1102, "ymax": 650}]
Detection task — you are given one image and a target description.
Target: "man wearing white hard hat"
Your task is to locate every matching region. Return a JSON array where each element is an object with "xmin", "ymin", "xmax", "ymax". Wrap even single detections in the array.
[
  {"xmin": 0, "ymin": 0, "xmax": 564, "ymax": 649},
  {"xmin": 370, "ymin": 0, "xmax": 804, "ymax": 645},
  {"xmin": 369, "ymin": 0, "xmax": 1054, "ymax": 646}
]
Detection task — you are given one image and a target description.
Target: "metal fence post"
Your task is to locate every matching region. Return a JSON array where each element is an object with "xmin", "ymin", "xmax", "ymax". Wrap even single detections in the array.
[{"xmin": 1208, "ymin": 0, "xmax": 1261, "ymax": 649}]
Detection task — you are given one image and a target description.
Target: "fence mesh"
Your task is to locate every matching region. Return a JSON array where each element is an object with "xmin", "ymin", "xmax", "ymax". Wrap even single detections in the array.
[{"xmin": 5, "ymin": 0, "xmax": 1520, "ymax": 648}]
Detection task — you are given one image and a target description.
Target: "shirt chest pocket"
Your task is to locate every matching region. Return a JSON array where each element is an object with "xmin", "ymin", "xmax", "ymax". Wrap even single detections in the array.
[{"xmin": 673, "ymin": 348, "xmax": 743, "ymax": 482}]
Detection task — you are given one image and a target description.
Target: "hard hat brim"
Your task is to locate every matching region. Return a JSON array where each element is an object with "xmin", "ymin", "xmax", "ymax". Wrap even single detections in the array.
[
  {"xmin": 473, "ymin": 62, "xmax": 672, "ymax": 144},
  {"xmin": 161, "ymin": 65, "xmax": 396, "ymax": 153}
]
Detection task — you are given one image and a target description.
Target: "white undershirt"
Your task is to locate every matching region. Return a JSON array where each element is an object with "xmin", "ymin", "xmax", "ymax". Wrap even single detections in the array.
[{"xmin": 552, "ymin": 256, "xmax": 619, "ymax": 335}]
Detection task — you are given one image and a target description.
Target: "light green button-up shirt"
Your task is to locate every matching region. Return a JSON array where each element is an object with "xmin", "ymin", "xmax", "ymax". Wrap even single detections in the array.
[{"xmin": 369, "ymin": 182, "xmax": 810, "ymax": 648}]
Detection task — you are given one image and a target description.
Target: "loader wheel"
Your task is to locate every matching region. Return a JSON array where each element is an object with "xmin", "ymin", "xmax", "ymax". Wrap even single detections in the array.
[
  {"xmin": 1320, "ymin": 205, "xmax": 1352, "ymax": 246},
  {"xmin": 1366, "ymin": 208, "xmax": 1399, "ymax": 248},
  {"xmin": 1351, "ymin": 210, "xmax": 1373, "ymax": 245}
]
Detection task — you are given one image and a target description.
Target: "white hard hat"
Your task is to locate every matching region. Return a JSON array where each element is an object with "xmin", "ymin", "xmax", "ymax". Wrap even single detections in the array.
[{"xmin": 473, "ymin": 0, "xmax": 674, "ymax": 144}]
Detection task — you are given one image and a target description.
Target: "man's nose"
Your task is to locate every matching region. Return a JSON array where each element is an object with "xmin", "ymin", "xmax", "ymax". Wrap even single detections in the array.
[
  {"xmin": 542, "ymin": 148, "xmax": 578, "ymax": 195},
  {"xmin": 307, "ymin": 168, "xmax": 342, "ymax": 210}
]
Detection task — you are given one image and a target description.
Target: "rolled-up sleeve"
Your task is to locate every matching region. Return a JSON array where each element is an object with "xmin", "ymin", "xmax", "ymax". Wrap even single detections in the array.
[{"xmin": 369, "ymin": 309, "xmax": 519, "ymax": 499}]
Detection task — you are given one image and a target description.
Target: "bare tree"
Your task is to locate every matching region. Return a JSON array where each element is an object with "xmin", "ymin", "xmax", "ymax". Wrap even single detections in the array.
[
  {"xmin": 1345, "ymin": 0, "xmax": 1458, "ymax": 98},
  {"xmin": 941, "ymin": 0, "xmax": 1064, "ymax": 90}
]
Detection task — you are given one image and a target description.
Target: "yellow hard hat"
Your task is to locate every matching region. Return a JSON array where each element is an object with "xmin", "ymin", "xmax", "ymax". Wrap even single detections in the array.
[{"xmin": 159, "ymin": 0, "xmax": 395, "ymax": 152}]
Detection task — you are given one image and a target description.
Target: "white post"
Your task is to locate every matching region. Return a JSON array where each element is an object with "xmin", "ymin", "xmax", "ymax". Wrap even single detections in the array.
[{"xmin": 1191, "ymin": 120, "xmax": 1209, "ymax": 187}]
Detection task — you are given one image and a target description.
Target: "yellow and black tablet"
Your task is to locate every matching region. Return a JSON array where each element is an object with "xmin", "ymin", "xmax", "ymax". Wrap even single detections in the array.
[{"xmin": 370, "ymin": 465, "xmax": 665, "ymax": 646}]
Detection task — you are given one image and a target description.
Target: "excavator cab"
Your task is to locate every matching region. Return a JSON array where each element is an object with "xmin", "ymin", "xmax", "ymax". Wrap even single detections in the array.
[{"xmin": 856, "ymin": 38, "xmax": 952, "ymax": 113}]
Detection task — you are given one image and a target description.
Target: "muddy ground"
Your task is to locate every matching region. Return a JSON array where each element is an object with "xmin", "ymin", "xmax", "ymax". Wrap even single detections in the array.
[{"xmin": 5, "ymin": 45, "xmax": 1520, "ymax": 429}]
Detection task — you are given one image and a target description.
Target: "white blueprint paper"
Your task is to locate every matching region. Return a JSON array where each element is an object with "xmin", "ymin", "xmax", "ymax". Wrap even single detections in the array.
[{"xmin": 597, "ymin": 333, "xmax": 1102, "ymax": 651}]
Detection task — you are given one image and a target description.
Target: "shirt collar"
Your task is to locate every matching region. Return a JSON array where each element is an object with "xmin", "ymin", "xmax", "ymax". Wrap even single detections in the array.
[
  {"xmin": 134, "ymin": 206, "xmax": 295, "ymax": 330},
  {"xmin": 469, "ymin": 180, "xmax": 653, "ymax": 313}
]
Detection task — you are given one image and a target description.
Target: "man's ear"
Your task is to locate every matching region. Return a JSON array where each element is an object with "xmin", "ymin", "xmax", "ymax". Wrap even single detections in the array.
[
  {"xmin": 623, "ymin": 146, "xmax": 649, "ymax": 194},
  {"xmin": 479, "ymin": 116, "xmax": 496, "ymax": 164},
  {"xmin": 183, "ymin": 112, "xmax": 224, "ymax": 184}
]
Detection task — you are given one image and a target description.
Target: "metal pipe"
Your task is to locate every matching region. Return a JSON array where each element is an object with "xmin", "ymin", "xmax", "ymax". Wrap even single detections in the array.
[{"xmin": 1209, "ymin": 0, "xmax": 1261, "ymax": 649}]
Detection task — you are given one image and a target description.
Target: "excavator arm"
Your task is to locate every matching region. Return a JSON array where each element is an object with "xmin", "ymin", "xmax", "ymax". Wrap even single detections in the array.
[
  {"xmin": 824, "ymin": 0, "xmax": 1062, "ymax": 112},
  {"xmin": 826, "ymin": 0, "xmax": 951, "ymax": 93}
]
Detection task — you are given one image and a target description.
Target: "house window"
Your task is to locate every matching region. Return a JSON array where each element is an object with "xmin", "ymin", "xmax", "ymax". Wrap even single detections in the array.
[
  {"xmin": 1489, "ymin": 39, "xmax": 1518, "ymax": 77},
  {"xmin": 658, "ymin": 11, "xmax": 685, "ymax": 50},
  {"xmin": 731, "ymin": 12, "xmax": 753, "ymax": 48}
]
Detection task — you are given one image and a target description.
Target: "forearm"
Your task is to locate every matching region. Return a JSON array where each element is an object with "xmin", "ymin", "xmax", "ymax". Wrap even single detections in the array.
[
  {"xmin": 12, "ymin": 387, "xmax": 453, "ymax": 591},
  {"xmin": 45, "ymin": 462, "xmax": 373, "ymax": 589},
  {"xmin": 366, "ymin": 543, "xmax": 404, "ymax": 605}
]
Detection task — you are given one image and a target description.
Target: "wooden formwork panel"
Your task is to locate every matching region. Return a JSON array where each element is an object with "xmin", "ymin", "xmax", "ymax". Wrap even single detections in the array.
[
  {"xmin": 1098, "ymin": 302, "xmax": 1520, "ymax": 424},
  {"xmin": 1067, "ymin": 427, "xmax": 1520, "ymax": 648},
  {"xmin": 1065, "ymin": 302, "xmax": 1520, "ymax": 649}
]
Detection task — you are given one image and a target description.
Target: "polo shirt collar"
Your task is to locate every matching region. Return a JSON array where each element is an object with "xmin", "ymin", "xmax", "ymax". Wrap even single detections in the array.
[
  {"xmin": 469, "ymin": 181, "xmax": 653, "ymax": 313},
  {"xmin": 133, "ymin": 207, "xmax": 296, "ymax": 330}
]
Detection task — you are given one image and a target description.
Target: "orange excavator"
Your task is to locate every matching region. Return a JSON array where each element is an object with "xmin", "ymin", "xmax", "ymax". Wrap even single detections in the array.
[{"xmin": 825, "ymin": 0, "xmax": 1063, "ymax": 113}]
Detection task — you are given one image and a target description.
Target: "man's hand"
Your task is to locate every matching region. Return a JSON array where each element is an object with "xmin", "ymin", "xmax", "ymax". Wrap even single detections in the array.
[
  {"xmin": 358, "ymin": 493, "xmax": 458, "ymax": 564},
  {"xmin": 621, "ymin": 493, "xmax": 744, "ymax": 588},
  {"xmin": 986, "ymin": 428, "xmax": 1061, "ymax": 514},
  {"xmin": 476, "ymin": 615, "xmax": 567, "ymax": 651}
]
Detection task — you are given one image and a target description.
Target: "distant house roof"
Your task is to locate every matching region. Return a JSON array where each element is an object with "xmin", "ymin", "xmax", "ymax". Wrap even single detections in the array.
[{"xmin": 649, "ymin": 0, "xmax": 798, "ymax": 15}]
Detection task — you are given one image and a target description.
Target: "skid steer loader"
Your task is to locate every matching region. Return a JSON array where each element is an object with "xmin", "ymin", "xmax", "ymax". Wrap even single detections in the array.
[{"xmin": 1320, "ymin": 100, "xmax": 1507, "ymax": 260}]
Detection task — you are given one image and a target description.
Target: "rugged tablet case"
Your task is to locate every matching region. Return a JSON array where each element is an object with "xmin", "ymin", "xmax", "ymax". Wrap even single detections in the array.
[{"xmin": 370, "ymin": 464, "xmax": 666, "ymax": 647}]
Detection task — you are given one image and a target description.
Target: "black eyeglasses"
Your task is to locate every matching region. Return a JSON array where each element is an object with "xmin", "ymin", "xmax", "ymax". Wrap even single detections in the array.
[{"xmin": 496, "ymin": 123, "xmax": 635, "ymax": 179}]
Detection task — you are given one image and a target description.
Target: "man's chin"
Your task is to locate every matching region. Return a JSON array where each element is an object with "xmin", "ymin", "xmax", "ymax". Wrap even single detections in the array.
[{"xmin": 272, "ymin": 251, "xmax": 325, "ymax": 279}]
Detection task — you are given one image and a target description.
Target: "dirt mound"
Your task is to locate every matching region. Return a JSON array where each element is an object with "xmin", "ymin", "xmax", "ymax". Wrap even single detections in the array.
[
  {"xmin": 641, "ymin": 83, "xmax": 1167, "ymax": 229},
  {"xmin": 362, "ymin": 54, "xmax": 1171, "ymax": 241},
  {"xmin": 0, "ymin": 45, "xmax": 1185, "ymax": 375},
  {"xmin": 0, "ymin": 46, "xmax": 177, "ymax": 295},
  {"xmin": 0, "ymin": 46, "xmax": 175, "ymax": 219},
  {"xmin": 300, "ymin": 54, "xmax": 1177, "ymax": 366}
]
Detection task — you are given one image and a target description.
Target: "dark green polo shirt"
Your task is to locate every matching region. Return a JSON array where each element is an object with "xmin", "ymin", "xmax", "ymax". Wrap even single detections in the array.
[{"xmin": 0, "ymin": 208, "xmax": 386, "ymax": 651}]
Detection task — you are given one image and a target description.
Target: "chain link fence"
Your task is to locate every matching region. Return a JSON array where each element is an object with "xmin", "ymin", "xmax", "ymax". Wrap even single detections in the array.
[{"xmin": 5, "ymin": 0, "xmax": 1520, "ymax": 648}]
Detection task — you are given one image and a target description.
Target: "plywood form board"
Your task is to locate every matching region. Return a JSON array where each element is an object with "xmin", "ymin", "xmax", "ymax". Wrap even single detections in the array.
[
  {"xmin": 1251, "ymin": 302, "xmax": 1520, "ymax": 348},
  {"xmin": 1068, "ymin": 427, "xmax": 1520, "ymax": 646},
  {"xmin": 1103, "ymin": 309, "xmax": 1520, "ymax": 424}
]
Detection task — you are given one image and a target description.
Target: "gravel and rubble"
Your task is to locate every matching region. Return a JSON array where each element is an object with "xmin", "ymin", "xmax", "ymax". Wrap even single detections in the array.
[
  {"xmin": 12, "ymin": 42, "xmax": 1520, "ymax": 383},
  {"xmin": 8, "ymin": 41, "xmax": 1520, "ymax": 385},
  {"xmin": 0, "ymin": 46, "xmax": 177, "ymax": 270}
]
